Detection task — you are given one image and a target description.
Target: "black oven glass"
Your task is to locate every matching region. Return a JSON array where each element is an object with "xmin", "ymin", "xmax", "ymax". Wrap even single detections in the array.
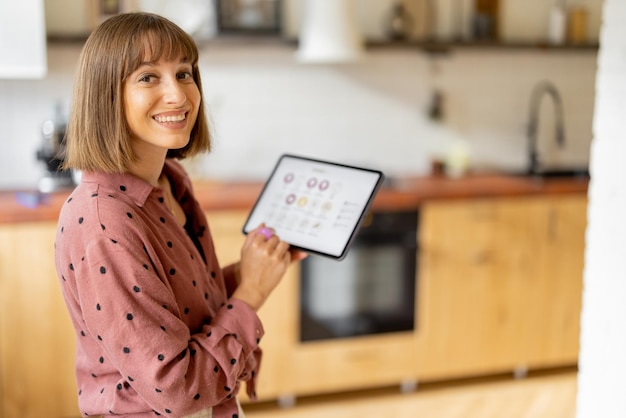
[{"xmin": 299, "ymin": 210, "xmax": 418, "ymax": 342}]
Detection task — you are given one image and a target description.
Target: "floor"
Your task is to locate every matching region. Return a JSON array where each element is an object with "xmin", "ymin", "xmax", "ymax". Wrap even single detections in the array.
[{"xmin": 244, "ymin": 368, "xmax": 578, "ymax": 418}]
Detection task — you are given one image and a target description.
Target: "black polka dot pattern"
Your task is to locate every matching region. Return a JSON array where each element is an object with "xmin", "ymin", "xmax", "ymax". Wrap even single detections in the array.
[{"xmin": 55, "ymin": 167, "xmax": 262, "ymax": 417}]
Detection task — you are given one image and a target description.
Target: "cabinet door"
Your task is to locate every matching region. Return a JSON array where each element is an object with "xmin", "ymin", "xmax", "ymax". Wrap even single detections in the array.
[
  {"xmin": 416, "ymin": 198, "xmax": 526, "ymax": 379},
  {"xmin": 523, "ymin": 195, "xmax": 586, "ymax": 366},
  {"xmin": 0, "ymin": 222, "xmax": 79, "ymax": 418},
  {"xmin": 415, "ymin": 195, "xmax": 586, "ymax": 380}
]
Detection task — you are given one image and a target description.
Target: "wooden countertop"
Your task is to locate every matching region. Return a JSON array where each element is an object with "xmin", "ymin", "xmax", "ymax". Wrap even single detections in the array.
[{"xmin": 0, "ymin": 173, "xmax": 589, "ymax": 224}]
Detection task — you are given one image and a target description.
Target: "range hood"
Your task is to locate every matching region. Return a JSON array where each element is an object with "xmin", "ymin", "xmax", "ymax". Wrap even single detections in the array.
[{"xmin": 296, "ymin": 0, "xmax": 364, "ymax": 63}]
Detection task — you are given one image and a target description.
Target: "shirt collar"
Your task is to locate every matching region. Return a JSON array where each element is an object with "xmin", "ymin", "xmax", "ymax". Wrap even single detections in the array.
[{"xmin": 80, "ymin": 159, "xmax": 188, "ymax": 208}]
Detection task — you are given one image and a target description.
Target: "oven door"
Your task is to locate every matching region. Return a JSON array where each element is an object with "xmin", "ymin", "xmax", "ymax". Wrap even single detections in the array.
[{"xmin": 299, "ymin": 211, "xmax": 418, "ymax": 342}]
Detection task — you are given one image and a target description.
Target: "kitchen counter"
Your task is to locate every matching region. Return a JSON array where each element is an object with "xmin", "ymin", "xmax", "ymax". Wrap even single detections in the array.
[{"xmin": 0, "ymin": 173, "xmax": 589, "ymax": 224}]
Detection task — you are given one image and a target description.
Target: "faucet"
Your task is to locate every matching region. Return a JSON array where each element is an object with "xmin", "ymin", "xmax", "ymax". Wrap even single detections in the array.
[{"xmin": 526, "ymin": 80, "xmax": 565, "ymax": 174}]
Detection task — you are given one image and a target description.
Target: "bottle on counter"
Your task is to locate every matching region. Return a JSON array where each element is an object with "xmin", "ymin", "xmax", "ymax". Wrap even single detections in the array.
[
  {"xmin": 548, "ymin": 0, "xmax": 567, "ymax": 45},
  {"xmin": 472, "ymin": 0, "xmax": 499, "ymax": 41},
  {"xmin": 383, "ymin": 1, "xmax": 414, "ymax": 41},
  {"xmin": 567, "ymin": 5, "xmax": 588, "ymax": 44},
  {"xmin": 445, "ymin": 140, "xmax": 471, "ymax": 178}
]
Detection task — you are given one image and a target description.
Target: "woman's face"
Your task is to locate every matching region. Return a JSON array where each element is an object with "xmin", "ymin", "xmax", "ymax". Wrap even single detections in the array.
[{"xmin": 123, "ymin": 53, "xmax": 200, "ymax": 160}]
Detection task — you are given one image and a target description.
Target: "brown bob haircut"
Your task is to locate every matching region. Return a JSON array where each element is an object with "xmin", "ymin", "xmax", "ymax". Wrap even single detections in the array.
[{"xmin": 64, "ymin": 12, "xmax": 211, "ymax": 173}]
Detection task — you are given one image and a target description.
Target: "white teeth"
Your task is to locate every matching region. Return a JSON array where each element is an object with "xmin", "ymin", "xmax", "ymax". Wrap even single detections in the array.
[{"xmin": 155, "ymin": 113, "xmax": 186, "ymax": 123}]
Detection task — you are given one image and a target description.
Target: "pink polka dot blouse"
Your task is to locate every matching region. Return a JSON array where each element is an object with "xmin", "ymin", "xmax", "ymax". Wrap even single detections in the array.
[{"xmin": 54, "ymin": 159, "xmax": 262, "ymax": 418}]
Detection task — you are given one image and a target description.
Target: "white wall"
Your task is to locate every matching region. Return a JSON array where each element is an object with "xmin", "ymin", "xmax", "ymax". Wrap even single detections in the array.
[
  {"xmin": 0, "ymin": 0, "xmax": 47, "ymax": 79},
  {"xmin": 0, "ymin": 45, "xmax": 76, "ymax": 190},
  {"xmin": 576, "ymin": 0, "xmax": 626, "ymax": 416},
  {"xmin": 0, "ymin": 42, "xmax": 597, "ymax": 189}
]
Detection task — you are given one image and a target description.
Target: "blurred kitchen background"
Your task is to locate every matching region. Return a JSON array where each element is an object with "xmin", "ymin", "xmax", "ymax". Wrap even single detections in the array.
[
  {"xmin": 5, "ymin": 1, "xmax": 622, "ymax": 417},
  {"xmin": 0, "ymin": 0, "xmax": 601, "ymax": 189}
]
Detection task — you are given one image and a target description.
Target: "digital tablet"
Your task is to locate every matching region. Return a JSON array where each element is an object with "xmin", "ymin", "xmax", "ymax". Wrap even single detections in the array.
[{"xmin": 242, "ymin": 154, "xmax": 384, "ymax": 260}]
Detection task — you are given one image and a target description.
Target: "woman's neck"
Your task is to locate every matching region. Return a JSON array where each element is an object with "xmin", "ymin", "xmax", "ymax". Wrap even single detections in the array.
[
  {"xmin": 127, "ymin": 146, "xmax": 168, "ymax": 187},
  {"xmin": 130, "ymin": 163, "xmax": 164, "ymax": 187}
]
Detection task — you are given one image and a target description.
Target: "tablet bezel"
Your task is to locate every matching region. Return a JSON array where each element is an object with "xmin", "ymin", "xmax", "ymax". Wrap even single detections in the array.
[{"xmin": 242, "ymin": 154, "xmax": 385, "ymax": 260}]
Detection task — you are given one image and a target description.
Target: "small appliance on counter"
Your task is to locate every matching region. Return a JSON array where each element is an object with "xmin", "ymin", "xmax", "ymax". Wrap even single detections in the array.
[{"xmin": 35, "ymin": 104, "xmax": 76, "ymax": 193}]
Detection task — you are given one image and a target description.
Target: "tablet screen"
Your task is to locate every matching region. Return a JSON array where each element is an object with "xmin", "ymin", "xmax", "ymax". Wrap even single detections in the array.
[{"xmin": 242, "ymin": 154, "xmax": 384, "ymax": 260}]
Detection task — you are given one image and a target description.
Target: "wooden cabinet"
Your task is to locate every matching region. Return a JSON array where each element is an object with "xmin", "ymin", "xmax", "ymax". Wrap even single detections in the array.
[
  {"xmin": 218, "ymin": 194, "xmax": 587, "ymax": 401},
  {"xmin": 415, "ymin": 194, "xmax": 586, "ymax": 380},
  {"xmin": 0, "ymin": 195, "xmax": 587, "ymax": 416},
  {"xmin": 0, "ymin": 222, "xmax": 78, "ymax": 418}
]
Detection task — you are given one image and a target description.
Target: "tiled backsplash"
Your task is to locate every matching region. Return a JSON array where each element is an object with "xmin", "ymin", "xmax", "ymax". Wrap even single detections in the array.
[{"xmin": 0, "ymin": 42, "xmax": 597, "ymax": 189}]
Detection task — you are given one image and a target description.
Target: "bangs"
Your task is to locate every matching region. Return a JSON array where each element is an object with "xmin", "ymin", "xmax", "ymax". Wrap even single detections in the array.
[{"xmin": 124, "ymin": 17, "xmax": 199, "ymax": 77}]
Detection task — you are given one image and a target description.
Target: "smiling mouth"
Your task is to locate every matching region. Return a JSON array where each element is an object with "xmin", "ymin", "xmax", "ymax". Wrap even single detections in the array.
[{"xmin": 154, "ymin": 113, "xmax": 187, "ymax": 124}]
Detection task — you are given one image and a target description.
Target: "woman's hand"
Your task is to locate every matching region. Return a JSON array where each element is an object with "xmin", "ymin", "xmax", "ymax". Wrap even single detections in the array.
[{"xmin": 232, "ymin": 225, "xmax": 306, "ymax": 311}]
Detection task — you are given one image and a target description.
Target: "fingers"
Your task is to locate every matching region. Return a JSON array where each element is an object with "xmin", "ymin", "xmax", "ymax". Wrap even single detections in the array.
[
  {"xmin": 256, "ymin": 226, "xmax": 273, "ymax": 240},
  {"xmin": 247, "ymin": 224, "xmax": 308, "ymax": 265},
  {"xmin": 290, "ymin": 249, "xmax": 309, "ymax": 262},
  {"xmin": 275, "ymin": 240, "xmax": 290, "ymax": 258},
  {"xmin": 252, "ymin": 225, "xmax": 277, "ymax": 245},
  {"xmin": 263, "ymin": 236, "xmax": 290, "ymax": 261},
  {"xmin": 248, "ymin": 224, "xmax": 274, "ymax": 245},
  {"xmin": 236, "ymin": 225, "xmax": 301, "ymax": 310},
  {"xmin": 248, "ymin": 224, "xmax": 288, "ymax": 256},
  {"xmin": 243, "ymin": 224, "xmax": 272, "ymax": 249}
]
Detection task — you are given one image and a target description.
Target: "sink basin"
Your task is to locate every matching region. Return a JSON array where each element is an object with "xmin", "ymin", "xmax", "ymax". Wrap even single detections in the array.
[{"xmin": 504, "ymin": 168, "xmax": 590, "ymax": 179}]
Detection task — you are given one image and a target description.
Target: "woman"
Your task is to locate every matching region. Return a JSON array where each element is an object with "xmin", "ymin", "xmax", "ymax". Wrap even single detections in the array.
[{"xmin": 54, "ymin": 12, "xmax": 305, "ymax": 418}]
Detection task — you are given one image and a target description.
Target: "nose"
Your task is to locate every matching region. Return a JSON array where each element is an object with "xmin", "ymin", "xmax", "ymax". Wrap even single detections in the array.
[{"xmin": 162, "ymin": 77, "xmax": 186, "ymax": 105}]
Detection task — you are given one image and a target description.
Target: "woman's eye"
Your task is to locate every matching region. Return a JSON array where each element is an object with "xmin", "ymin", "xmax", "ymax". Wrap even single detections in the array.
[
  {"xmin": 178, "ymin": 71, "xmax": 193, "ymax": 80},
  {"xmin": 139, "ymin": 74, "xmax": 155, "ymax": 83}
]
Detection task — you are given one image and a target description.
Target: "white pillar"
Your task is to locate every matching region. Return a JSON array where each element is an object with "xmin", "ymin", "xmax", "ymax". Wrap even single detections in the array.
[{"xmin": 576, "ymin": 0, "xmax": 626, "ymax": 416}]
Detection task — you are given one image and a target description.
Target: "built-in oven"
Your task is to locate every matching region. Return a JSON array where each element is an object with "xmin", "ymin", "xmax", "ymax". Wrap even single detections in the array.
[{"xmin": 299, "ymin": 210, "xmax": 419, "ymax": 342}]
